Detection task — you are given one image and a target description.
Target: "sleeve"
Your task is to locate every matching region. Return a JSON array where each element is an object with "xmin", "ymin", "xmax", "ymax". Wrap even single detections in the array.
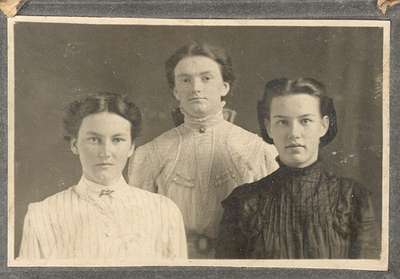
[
  {"xmin": 163, "ymin": 198, "xmax": 188, "ymax": 259},
  {"xmin": 215, "ymin": 190, "xmax": 248, "ymax": 259},
  {"xmin": 18, "ymin": 204, "xmax": 42, "ymax": 259},
  {"xmin": 350, "ymin": 184, "xmax": 380, "ymax": 259},
  {"xmin": 249, "ymin": 140, "xmax": 279, "ymax": 182},
  {"xmin": 260, "ymin": 142, "xmax": 279, "ymax": 178},
  {"xmin": 128, "ymin": 143, "xmax": 160, "ymax": 193}
]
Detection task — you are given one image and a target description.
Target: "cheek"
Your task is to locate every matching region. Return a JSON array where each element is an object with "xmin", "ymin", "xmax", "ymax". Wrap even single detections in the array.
[
  {"xmin": 305, "ymin": 126, "xmax": 323, "ymax": 140},
  {"xmin": 212, "ymin": 82, "xmax": 224, "ymax": 93},
  {"xmin": 79, "ymin": 148, "xmax": 96, "ymax": 162},
  {"xmin": 270, "ymin": 131, "xmax": 286, "ymax": 148},
  {"xmin": 115, "ymin": 146, "xmax": 132, "ymax": 160},
  {"xmin": 270, "ymin": 126, "xmax": 286, "ymax": 139},
  {"xmin": 177, "ymin": 84, "xmax": 190, "ymax": 93}
]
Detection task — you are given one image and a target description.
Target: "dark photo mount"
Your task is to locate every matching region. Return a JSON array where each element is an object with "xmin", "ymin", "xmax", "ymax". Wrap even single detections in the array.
[{"xmin": 0, "ymin": 1, "xmax": 399, "ymax": 279}]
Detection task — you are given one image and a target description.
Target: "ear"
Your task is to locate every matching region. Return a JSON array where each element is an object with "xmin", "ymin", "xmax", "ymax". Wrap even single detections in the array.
[
  {"xmin": 70, "ymin": 138, "xmax": 79, "ymax": 155},
  {"xmin": 319, "ymin": 115, "xmax": 329, "ymax": 138},
  {"xmin": 221, "ymin": 82, "xmax": 230, "ymax": 97},
  {"xmin": 127, "ymin": 142, "xmax": 135, "ymax": 158},
  {"xmin": 264, "ymin": 118, "xmax": 273, "ymax": 139},
  {"xmin": 173, "ymin": 87, "xmax": 180, "ymax": 101}
]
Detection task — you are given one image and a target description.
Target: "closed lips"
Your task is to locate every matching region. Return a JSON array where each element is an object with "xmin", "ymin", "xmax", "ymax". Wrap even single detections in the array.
[{"xmin": 286, "ymin": 144, "xmax": 304, "ymax": 148}]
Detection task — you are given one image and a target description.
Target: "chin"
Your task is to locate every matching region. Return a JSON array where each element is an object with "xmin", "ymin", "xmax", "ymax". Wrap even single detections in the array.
[
  {"xmin": 95, "ymin": 174, "xmax": 116, "ymax": 186},
  {"xmin": 191, "ymin": 110, "xmax": 209, "ymax": 118}
]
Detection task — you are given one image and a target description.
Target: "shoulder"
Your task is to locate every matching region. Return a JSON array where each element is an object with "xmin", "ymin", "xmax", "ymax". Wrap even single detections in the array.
[
  {"xmin": 26, "ymin": 186, "xmax": 76, "ymax": 218},
  {"xmin": 128, "ymin": 186, "xmax": 179, "ymax": 209},
  {"xmin": 223, "ymin": 122, "xmax": 276, "ymax": 149},
  {"xmin": 338, "ymin": 176, "xmax": 371, "ymax": 202},
  {"xmin": 159, "ymin": 195, "xmax": 182, "ymax": 216},
  {"xmin": 135, "ymin": 127, "xmax": 181, "ymax": 155},
  {"xmin": 223, "ymin": 167, "xmax": 283, "ymax": 206},
  {"xmin": 222, "ymin": 122, "xmax": 263, "ymax": 143},
  {"xmin": 223, "ymin": 172, "xmax": 275, "ymax": 204},
  {"xmin": 321, "ymin": 168, "xmax": 368, "ymax": 195},
  {"xmin": 221, "ymin": 122, "xmax": 276, "ymax": 154},
  {"xmin": 148, "ymin": 127, "xmax": 181, "ymax": 145},
  {"xmin": 129, "ymin": 186, "xmax": 182, "ymax": 218},
  {"xmin": 320, "ymin": 168, "xmax": 372, "ymax": 207}
]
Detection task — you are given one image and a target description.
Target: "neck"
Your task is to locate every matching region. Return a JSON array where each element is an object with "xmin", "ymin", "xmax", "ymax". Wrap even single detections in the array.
[
  {"xmin": 181, "ymin": 107, "xmax": 224, "ymax": 130},
  {"xmin": 83, "ymin": 175, "xmax": 124, "ymax": 188},
  {"xmin": 277, "ymin": 156, "xmax": 321, "ymax": 170}
]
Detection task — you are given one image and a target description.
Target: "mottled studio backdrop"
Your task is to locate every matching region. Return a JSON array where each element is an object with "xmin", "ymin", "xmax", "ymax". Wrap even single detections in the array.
[{"xmin": 13, "ymin": 22, "xmax": 383, "ymax": 256}]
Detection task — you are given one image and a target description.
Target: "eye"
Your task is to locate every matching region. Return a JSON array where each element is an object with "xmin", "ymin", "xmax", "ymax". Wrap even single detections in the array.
[
  {"xmin": 276, "ymin": 119, "xmax": 288, "ymax": 126},
  {"xmin": 201, "ymin": 75, "xmax": 212, "ymax": 82},
  {"xmin": 300, "ymin": 118, "xmax": 313, "ymax": 125},
  {"xmin": 112, "ymin": 137, "xmax": 126, "ymax": 143},
  {"xmin": 178, "ymin": 77, "xmax": 191, "ymax": 84},
  {"xmin": 87, "ymin": 137, "xmax": 100, "ymax": 144}
]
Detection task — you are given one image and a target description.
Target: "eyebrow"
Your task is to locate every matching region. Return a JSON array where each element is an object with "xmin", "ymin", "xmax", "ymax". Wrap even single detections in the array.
[
  {"xmin": 85, "ymin": 131, "xmax": 102, "ymax": 136},
  {"xmin": 176, "ymin": 71, "xmax": 214, "ymax": 77},
  {"xmin": 272, "ymin": 114, "xmax": 317, "ymax": 118},
  {"xmin": 84, "ymin": 132, "xmax": 129, "ymax": 137}
]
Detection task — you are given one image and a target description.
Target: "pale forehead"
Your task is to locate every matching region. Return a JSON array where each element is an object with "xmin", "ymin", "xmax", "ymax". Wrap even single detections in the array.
[
  {"xmin": 79, "ymin": 112, "xmax": 131, "ymax": 134},
  {"xmin": 174, "ymin": 55, "xmax": 221, "ymax": 76},
  {"xmin": 270, "ymin": 94, "xmax": 321, "ymax": 116}
]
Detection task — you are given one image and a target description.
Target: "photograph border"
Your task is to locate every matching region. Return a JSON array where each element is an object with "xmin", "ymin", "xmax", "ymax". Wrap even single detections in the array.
[{"xmin": 5, "ymin": 16, "xmax": 390, "ymax": 271}]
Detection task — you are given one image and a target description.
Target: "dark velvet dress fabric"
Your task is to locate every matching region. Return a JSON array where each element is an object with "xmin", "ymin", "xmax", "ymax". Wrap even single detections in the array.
[{"xmin": 215, "ymin": 160, "xmax": 379, "ymax": 259}]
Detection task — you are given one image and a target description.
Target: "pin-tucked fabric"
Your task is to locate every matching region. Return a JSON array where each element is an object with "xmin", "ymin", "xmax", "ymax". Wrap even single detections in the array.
[
  {"xmin": 216, "ymin": 160, "xmax": 379, "ymax": 259},
  {"xmin": 18, "ymin": 176, "xmax": 187, "ymax": 261}
]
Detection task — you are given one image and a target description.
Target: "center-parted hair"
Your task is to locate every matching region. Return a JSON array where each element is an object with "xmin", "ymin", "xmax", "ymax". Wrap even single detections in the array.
[
  {"xmin": 257, "ymin": 77, "xmax": 337, "ymax": 147},
  {"xmin": 63, "ymin": 92, "xmax": 142, "ymax": 142},
  {"xmin": 165, "ymin": 42, "xmax": 235, "ymax": 91}
]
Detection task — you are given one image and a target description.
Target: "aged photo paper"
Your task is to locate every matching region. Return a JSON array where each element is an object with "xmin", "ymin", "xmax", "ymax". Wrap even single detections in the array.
[{"xmin": 7, "ymin": 16, "xmax": 389, "ymax": 270}]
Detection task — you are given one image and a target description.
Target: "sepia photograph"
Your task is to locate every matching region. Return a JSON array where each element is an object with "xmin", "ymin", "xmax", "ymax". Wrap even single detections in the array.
[{"xmin": 6, "ymin": 17, "xmax": 389, "ymax": 269}]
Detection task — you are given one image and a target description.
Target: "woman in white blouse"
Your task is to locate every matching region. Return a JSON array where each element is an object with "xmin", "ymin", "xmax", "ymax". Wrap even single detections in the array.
[{"xmin": 18, "ymin": 92, "xmax": 187, "ymax": 262}]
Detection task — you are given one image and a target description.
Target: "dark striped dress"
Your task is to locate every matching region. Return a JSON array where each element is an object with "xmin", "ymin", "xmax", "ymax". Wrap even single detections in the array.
[
  {"xmin": 18, "ymin": 176, "xmax": 187, "ymax": 261},
  {"xmin": 216, "ymin": 160, "xmax": 379, "ymax": 259}
]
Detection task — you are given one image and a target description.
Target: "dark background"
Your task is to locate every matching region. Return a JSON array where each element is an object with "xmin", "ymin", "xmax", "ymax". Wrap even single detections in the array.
[{"xmin": 12, "ymin": 22, "xmax": 384, "ymax": 258}]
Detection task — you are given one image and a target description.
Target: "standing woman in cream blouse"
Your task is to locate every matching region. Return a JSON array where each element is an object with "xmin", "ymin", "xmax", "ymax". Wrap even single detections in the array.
[{"xmin": 18, "ymin": 92, "xmax": 187, "ymax": 261}]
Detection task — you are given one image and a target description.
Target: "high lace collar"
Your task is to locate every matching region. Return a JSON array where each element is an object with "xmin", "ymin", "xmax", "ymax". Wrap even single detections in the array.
[
  {"xmin": 276, "ymin": 157, "xmax": 322, "ymax": 176},
  {"xmin": 74, "ymin": 175, "xmax": 129, "ymax": 200},
  {"xmin": 181, "ymin": 108, "xmax": 225, "ymax": 131}
]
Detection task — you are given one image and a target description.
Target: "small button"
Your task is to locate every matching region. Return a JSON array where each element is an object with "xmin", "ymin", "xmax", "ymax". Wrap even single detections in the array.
[{"xmin": 199, "ymin": 127, "xmax": 206, "ymax": 133}]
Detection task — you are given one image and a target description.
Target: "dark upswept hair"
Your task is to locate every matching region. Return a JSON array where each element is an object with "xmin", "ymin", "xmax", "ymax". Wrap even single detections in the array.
[
  {"xmin": 165, "ymin": 42, "xmax": 236, "ymax": 91},
  {"xmin": 257, "ymin": 77, "xmax": 337, "ymax": 147},
  {"xmin": 63, "ymin": 92, "xmax": 142, "ymax": 142}
]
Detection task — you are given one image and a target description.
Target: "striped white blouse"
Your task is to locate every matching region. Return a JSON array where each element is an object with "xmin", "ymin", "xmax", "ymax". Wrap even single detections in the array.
[{"xmin": 18, "ymin": 176, "xmax": 187, "ymax": 261}]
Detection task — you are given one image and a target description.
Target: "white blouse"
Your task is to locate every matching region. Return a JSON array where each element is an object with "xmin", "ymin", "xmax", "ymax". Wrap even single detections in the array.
[
  {"xmin": 128, "ymin": 112, "xmax": 278, "ymax": 243},
  {"xmin": 18, "ymin": 176, "xmax": 187, "ymax": 261}
]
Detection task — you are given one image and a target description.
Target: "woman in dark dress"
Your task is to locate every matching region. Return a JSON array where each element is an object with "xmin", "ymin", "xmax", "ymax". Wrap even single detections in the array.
[{"xmin": 215, "ymin": 78, "xmax": 379, "ymax": 259}]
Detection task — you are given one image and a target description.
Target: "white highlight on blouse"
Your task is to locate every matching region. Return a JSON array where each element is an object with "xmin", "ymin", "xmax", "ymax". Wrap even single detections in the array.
[{"xmin": 18, "ymin": 176, "xmax": 187, "ymax": 262}]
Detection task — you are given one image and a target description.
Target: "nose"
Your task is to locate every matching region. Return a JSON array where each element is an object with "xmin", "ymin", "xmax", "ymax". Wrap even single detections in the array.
[
  {"xmin": 288, "ymin": 120, "xmax": 302, "ymax": 140},
  {"xmin": 98, "ymin": 140, "xmax": 112, "ymax": 158},
  {"xmin": 191, "ymin": 77, "xmax": 203, "ymax": 94}
]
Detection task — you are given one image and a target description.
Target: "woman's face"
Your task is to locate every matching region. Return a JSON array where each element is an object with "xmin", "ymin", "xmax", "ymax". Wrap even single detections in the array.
[
  {"xmin": 173, "ymin": 55, "xmax": 229, "ymax": 118},
  {"xmin": 265, "ymin": 94, "xmax": 329, "ymax": 168},
  {"xmin": 71, "ymin": 112, "xmax": 134, "ymax": 186}
]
